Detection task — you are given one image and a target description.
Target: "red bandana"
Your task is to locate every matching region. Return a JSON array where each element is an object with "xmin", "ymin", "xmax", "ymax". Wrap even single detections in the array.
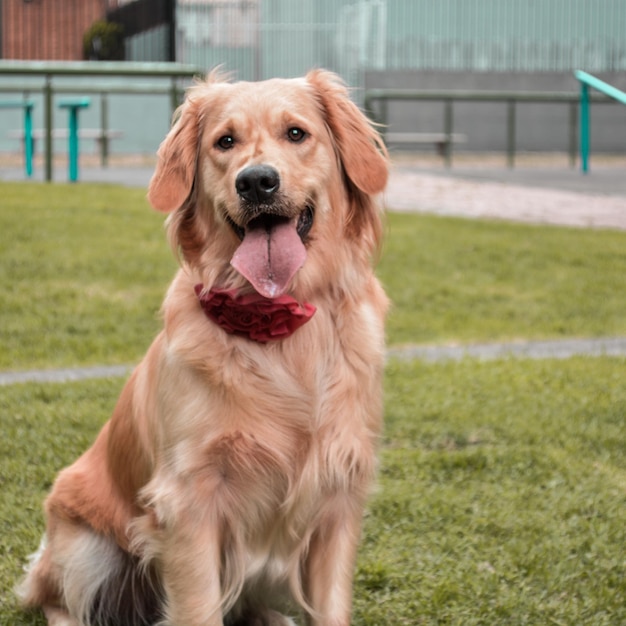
[{"xmin": 194, "ymin": 285, "xmax": 316, "ymax": 343}]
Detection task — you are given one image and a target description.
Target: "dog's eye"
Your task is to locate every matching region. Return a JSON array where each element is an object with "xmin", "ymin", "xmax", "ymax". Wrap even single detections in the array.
[
  {"xmin": 287, "ymin": 127, "xmax": 306, "ymax": 143},
  {"xmin": 216, "ymin": 135, "xmax": 235, "ymax": 150}
]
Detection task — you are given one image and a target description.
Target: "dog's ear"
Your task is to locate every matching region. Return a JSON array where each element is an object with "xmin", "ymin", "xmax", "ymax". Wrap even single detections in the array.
[
  {"xmin": 307, "ymin": 70, "xmax": 388, "ymax": 250},
  {"xmin": 147, "ymin": 96, "xmax": 201, "ymax": 213},
  {"xmin": 307, "ymin": 69, "xmax": 388, "ymax": 195}
]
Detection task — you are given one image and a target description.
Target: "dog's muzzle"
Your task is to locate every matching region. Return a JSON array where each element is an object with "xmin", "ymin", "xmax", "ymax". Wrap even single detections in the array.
[
  {"xmin": 229, "ymin": 164, "xmax": 315, "ymax": 243},
  {"xmin": 228, "ymin": 165, "xmax": 315, "ymax": 298}
]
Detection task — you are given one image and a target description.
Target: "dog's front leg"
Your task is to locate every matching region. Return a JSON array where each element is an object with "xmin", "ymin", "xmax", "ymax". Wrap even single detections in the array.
[
  {"xmin": 303, "ymin": 497, "xmax": 364, "ymax": 626},
  {"xmin": 159, "ymin": 516, "xmax": 225, "ymax": 626}
]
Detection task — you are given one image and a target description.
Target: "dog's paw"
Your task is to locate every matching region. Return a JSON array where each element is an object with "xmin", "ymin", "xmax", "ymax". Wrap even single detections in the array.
[
  {"xmin": 42, "ymin": 605, "xmax": 80, "ymax": 626},
  {"xmin": 265, "ymin": 610, "xmax": 298, "ymax": 626}
]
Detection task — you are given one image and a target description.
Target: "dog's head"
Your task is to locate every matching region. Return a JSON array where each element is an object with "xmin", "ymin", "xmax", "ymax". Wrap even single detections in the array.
[{"xmin": 148, "ymin": 70, "xmax": 388, "ymax": 300}]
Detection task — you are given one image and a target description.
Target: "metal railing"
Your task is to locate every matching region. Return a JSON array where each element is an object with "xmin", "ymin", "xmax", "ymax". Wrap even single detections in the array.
[
  {"xmin": 575, "ymin": 70, "xmax": 626, "ymax": 174},
  {"xmin": 0, "ymin": 61, "xmax": 200, "ymax": 181},
  {"xmin": 364, "ymin": 88, "xmax": 614, "ymax": 168}
]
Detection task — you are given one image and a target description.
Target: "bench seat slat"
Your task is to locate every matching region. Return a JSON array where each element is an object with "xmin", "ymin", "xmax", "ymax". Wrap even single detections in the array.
[
  {"xmin": 8, "ymin": 129, "xmax": 123, "ymax": 139},
  {"xmin": 385, "ymin": 132, "xmax": 467, "ymax": 143}
]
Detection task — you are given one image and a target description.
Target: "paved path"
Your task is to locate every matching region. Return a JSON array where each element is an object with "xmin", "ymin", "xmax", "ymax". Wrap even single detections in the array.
[
  {"xmin": 385, "ymin": 164, "xmax": 626, "ymax": 230},
  {"xmin": 387, "ymin": 336, "xmax": 626, "ymax": 363},
  {"xmin": 2, "ymin": 337, "xmax": 626, "ymax": 386},
  {"xmin": 0, "ymin": 364, "xmax": 133, "ymax": 386}
]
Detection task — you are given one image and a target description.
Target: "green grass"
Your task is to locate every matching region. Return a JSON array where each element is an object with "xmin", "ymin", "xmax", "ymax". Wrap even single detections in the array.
[
  {"xmin": 1, "ymin": 379, "xmax": 121, "ymax": 626},
  {"xmin": 2, "ymin": 358, "xmax": 625, "ymax": 625},
  {"xmin": 0, "ymin": 182, "xmax": 176, "ymax": 370},
  {"xmin": 3, "ymin": 181, "xmax": 626, "ymax": 370},
  {"xmin": 380, "ymin": 212, "xmax": 626, "ymax": 345},
  {"xmin": 2, "ymin": 181, "xmax": 626, "ymax": 623},
  {"xmin": 359, "ymin": 357, "xmax": 626, "ymax": 625}
]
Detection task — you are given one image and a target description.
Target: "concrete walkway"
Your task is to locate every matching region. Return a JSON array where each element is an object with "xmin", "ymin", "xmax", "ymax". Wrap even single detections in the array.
[
  {"xmin": 385, "ymin": 157, "xmax": 626, "ymax": 230},
  {"xmin": 2, "ymin": 337, "xmax": 626, "ymax": 386},
  {"xmin": 387, "ymin": 336, "xmax": 626, "ymax": 363},
  {"xmin": 0, "ymin": 364, "xmax": 133, "ymax": 386}
]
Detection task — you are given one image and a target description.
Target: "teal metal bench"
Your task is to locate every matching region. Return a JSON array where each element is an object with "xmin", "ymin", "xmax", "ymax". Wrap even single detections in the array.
[
  {"xmin": 0, "ymin": 99, "xmax": 34, "ymax": 177},
  {"xmin": 58, "ymin": 98, "xmax": 91, "ymax": 182},
  {"xmin": 0, "ymin": 61, "xmax": 199, "ymax": 182},
  {"xmin": 8, "ymin": 128, "xmax": 124, "ymax": 158},
  {"xmin": 575, "ymin": 70, "xmax": 626, "ymax": 174}
]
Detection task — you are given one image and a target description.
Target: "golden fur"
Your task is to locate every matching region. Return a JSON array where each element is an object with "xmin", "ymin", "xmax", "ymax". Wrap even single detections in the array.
[{"xmin": 17, "ymin": 69, "xmax": 389, "ymax": 626}]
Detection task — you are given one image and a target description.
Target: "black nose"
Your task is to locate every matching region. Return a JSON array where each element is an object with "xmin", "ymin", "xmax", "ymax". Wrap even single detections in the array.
[{"xmin": 235, "ymin": 165, "xmax": 280, "ymax": 204}]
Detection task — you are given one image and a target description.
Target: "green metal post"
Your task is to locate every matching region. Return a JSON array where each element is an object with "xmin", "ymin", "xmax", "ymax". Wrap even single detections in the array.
[
  {"xmin": 59, "ymin": 98, "xmax": 90, "ymax": 182},
  {"xmin": 580, "ymin": 82, "xmax": 589, "ymax": 173},
  {"xmin": 100, "ymin": 92, "xmax": 109, "ymax": 167},
  {"xmin": 23, "ymin": 102, "xmax": 33, "ymax": 177},
  {"xmin": 170, "ymin": 77, "xmax": 179, "ymax": 115},
  {"xmin": 68, "ymin": 106, "xmax": 79, "ymax": 182},
  {"xmin": 44, "ymin": 76, "xmax": 53, "ymax": 182},
  {"xmin": 377, "ymin": 97, "xmax": 387, "ymax": 132},
  {"xmin": 443, "ymin": 99, "xmax": 453, "ymax": 168},
  {"xmin": 568, "ymin": 101, "xmax": 577, "ymax": 169},
  {"xmin": 575, "ymin": 70, "xmax": 626, "ymax": 173},
  {"xmin": 506, "ymin": 100, "xmax": 516, "ymax": 169}
]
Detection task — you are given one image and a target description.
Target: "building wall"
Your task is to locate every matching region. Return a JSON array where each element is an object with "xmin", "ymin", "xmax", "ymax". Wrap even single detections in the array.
[{"xmin": 1, "ymin": 0, "xmax": 105, "ymax": 61}]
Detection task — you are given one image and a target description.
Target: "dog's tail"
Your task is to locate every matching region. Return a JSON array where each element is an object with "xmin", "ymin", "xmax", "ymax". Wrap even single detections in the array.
[{"xmin": 17, "ymin": 530, "xmax": 164, "ymax": 626}]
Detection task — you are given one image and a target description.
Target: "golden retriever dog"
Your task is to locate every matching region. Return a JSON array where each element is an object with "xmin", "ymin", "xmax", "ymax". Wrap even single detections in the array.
[{"xmin": 17, "ymin": 69, "xmax": 389, "ymax": 626}]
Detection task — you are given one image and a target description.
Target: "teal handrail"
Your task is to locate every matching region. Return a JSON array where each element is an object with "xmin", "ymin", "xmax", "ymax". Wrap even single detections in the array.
[{"xmin": 575, "ymin": 70, "xmax": 626, "ymax": 173}]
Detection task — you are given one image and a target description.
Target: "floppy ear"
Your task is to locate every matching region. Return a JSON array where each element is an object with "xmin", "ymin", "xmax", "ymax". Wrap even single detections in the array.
[
  {"xmin": 147, "ymin": 97, "xmax": 201, "ymax": 213},
  {"xmin": 307, "ymin": 69, "xmax": 388, "ymax": 195}
]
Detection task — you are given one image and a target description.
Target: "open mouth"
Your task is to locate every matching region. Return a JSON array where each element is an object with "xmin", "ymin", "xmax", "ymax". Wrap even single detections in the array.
[
  {"xmin": 226, "ymin": 205, "xmax": 315, "ymax": 243},
  {"xmin": 228, "ymin": 205, "xmax": 315, "ymax": 299}
]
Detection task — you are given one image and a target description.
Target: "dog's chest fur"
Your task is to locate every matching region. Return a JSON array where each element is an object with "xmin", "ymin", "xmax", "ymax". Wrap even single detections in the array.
[
  {"xmin": 148, "ymin": 328, "xmax": 377, "ymax": 551},
  {"xmin": 132, "ymin": 348, "xmax": 369, "ymax": 612}
]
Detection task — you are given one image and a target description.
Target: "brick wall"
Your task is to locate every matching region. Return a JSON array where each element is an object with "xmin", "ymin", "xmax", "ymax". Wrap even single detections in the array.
[{"xmin": 2, "ymin": 0, "xmax": 106, "ymax": 60}]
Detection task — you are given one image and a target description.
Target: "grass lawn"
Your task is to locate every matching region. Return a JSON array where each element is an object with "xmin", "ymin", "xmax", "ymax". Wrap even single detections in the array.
[
  {"xmin": 1, "ymin": 357, "xmax": 625, "ymax": 625},
  {"xmin": 0, "ymin": 183, "xmax": 176, "ymax": 370},
  {"xmin": 3, "ymin": 181, "xmax": 626, "ymax": 370},
  {"xmin": 1, "ymin": 181, "xmax": 626, "ymax": 624},
  {"xmin": 379, "ymin": 212, "xmax": 626, "ymax": 346}
]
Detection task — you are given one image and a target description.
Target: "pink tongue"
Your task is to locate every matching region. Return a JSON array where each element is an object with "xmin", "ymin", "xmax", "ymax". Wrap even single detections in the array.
[{"xmin": 231, "ymin": 219, "xmax": 306, "ymax": 298}]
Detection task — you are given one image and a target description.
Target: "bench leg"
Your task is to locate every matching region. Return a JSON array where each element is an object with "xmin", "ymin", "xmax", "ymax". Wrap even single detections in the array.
[
  {"xmin": 95, "ymin": 136, "xmax": 110, "ymax": 168},
  {"xmin": 68, "ymin": 107, "xmax": 79, "ymax": 182},
  {"xmin": 24, "ymin": 104, "xmax": 34, "ymax": 178}
]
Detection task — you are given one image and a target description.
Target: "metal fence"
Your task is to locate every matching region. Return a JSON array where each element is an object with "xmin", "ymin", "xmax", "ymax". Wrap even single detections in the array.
[
  {"xmin": 174, "ymin": 0, "xmax": 626, "ymax": 84},
  {"xmin": 2, "ymin": 0, "xmax": 625, "ymax": 85}
]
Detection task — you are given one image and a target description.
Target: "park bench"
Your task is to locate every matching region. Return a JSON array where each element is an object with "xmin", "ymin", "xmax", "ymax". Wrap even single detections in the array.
[
  {"xmin": 8, "ymin": 128, "xmax": 123, "ymax": 159},
  {"xmin": 383, "ymin": 131, "xmax": 468, "ymax": 156},
  {"xmin": 8, "ymin": 97, "xmax": 120, "ymax": 181}
]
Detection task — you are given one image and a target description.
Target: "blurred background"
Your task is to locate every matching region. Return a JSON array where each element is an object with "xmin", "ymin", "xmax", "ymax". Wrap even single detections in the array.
[{"xmin": 0, "ymin": 0, "xmax": 624, "ymax": 158}]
